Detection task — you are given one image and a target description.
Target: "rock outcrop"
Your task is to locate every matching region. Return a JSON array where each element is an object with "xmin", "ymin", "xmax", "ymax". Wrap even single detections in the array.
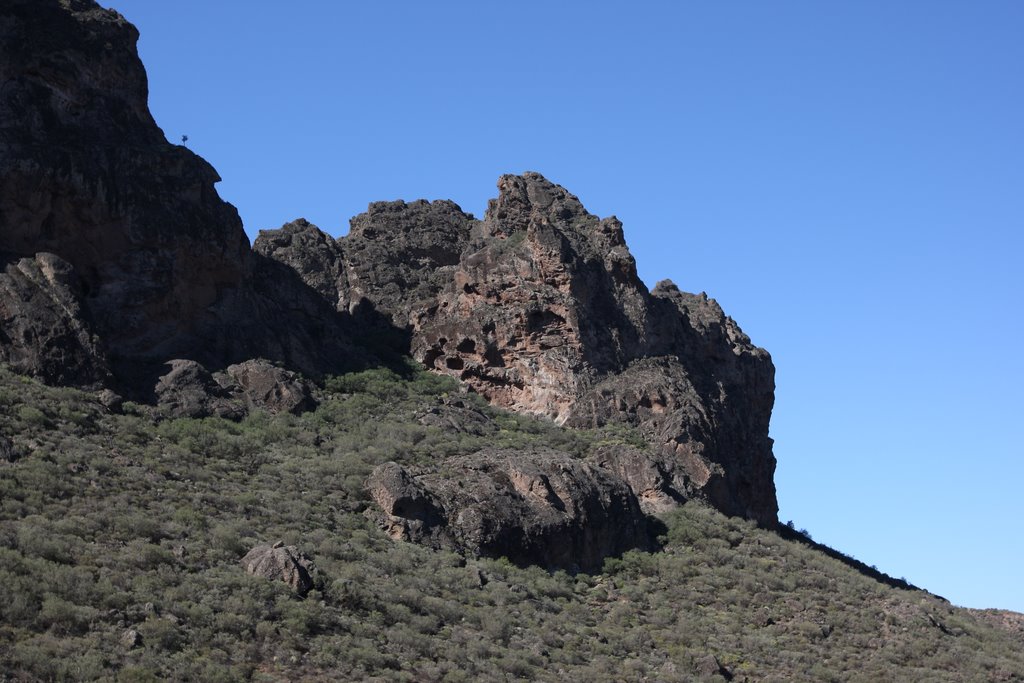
[
  {"xmin": 225, "ymin": 359, "xmax": 316, "ymax": 415},
  {"xmin": 366, "ymin": 449, "xmax": 650, "ymax": 572},
  {"xmin": 261, "ymin": 173, "xmax": 778, "ymax": 525},
  {"xmin": 0, "ymin": 0, "xmax": 362, "ymax": 395},
  {"xmin": 1, "ymin": 0, "xmax": 780, "ymax": 533},
  {"xmin": 153, "ymin": 358, "xmax": 316, "ymax": 418},
  {"xmin": 240, "ymin": 542, "xmax": 318, "ymax": 596}
]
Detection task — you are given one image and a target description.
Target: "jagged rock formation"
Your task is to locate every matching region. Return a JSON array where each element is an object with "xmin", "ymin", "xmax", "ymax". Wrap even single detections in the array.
[
  {"xmin": 366, "ymin": 449, "xmax": 650, "ymax": 572},
  {"xmin": 259, "ymin": 174, "xmax": 778, "ymax": 525},
  {"xmin": 0, "ymin": 0, "xmax": 360, "ymax": 395},
  {"xmin": 0, "ymin": 0, "xmax": 780, "ymax": 533}
]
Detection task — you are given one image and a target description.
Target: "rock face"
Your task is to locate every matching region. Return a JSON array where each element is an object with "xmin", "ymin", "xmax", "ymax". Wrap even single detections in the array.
[
  {"xmin": 0, "ymin": 0, "xmax": 361, "ymax": 394},
  {"xmin": 240, "ymin": 543, "xmax": 318, "ymax": 596},
  {"xmin": 366, "ymin": 450, "xmax": 650, "ymax": 572},
  {"xmin": 261, "ymin": 173, "xmax": 778, "ymax": 525},
  {"xmin": 0, "ymin": 0, "xmax": 247, "ymax": 361},
  {"xmin": 0, "ymin": 252, "xmax": 108, "ymax": 386},
  {"xmin": 1, "ymin": 0, "xmax": 780, "ymax": 531}
]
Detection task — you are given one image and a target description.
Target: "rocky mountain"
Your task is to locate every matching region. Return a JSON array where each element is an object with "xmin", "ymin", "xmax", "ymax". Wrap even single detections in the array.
[
  {"xmin": 256, "ymin": 174, "xmax": 778, "ymax": 526},
  {"xmin": 1, "ymin": 0, "xmax": 779, "ymax": 541},
  {"xmin": 2, "ymin": 2, "xmax": 1024, "ymax": 681},
  {"xmin": 0, "ymin": 0, "xmax": 360, "ymax": 394}
]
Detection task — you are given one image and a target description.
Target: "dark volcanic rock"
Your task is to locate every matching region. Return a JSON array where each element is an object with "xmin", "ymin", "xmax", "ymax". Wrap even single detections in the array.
[
  {"xmin": 225, "ymin": 359, "xmax": 316, "ymax": 415},
  {"xmin": 0, "ymin": 0, "xmax": 362, "ymax": 394},
  {"xmin": 273, "ymin": 172, "xmax": 778, "ymax": 525},
  {"xmin": 154, "ymin": 359, "xmax": 243, "ymax": 420},
  {"xmin": 240, "ymin": 542, "xmax": 318, "ymax": 596},
  {"xmin": 590, "ymin": 444, "xmax": 687, "ymax": 515},
  {"xmin": 251, "ymin": 219, "xmax": 346, "ymax": 308},
  {"xmin": 0, "ymin": 252, "xmax": 108, "ymax": 386},
  {"xmin": 0, "ymin": 0, "xmax": 780, "ymax": 528},
  {"xmin": 366, "ymin": 449, "xmax": 649, "ymax": 572},
  {"xmin": 254, "ymin": 200, "xmax": 474, "ymax": 341},
  {"xmin": 0, "ymin": 0, "xmax": 248, "ymax": 360}
]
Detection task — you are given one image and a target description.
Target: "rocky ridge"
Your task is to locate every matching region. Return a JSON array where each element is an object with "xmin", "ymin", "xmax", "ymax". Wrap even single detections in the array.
[
  {"xmin": 1, "ymin": 0, "xmax": 777, "ymax": 573},
  {"xmin": 257, "ymin": 173, "xmax": 779, "ymax": 526},
  {"xmin": 0, "ymin": 0, "xmax": 361, "ymax": 394}
]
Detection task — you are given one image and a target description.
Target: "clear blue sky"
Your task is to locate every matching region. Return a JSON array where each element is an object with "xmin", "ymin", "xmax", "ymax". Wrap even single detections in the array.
[{"xmin": 102, "ymin": 1, "xmax": 1024, "ymax": 612}]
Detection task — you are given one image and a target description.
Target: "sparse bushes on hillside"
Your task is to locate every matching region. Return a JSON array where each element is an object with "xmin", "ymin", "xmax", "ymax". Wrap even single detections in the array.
[{"xmin": 0, "ymin": 364, "xmax": 1022, "ymax": 681}]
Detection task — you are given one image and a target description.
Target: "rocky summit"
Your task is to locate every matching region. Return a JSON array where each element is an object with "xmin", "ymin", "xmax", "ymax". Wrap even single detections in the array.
[
  {"xmin": 2, "ymin": 0, "xmax": 774, "ymax": 571},
  {"xmin": 3, "ymin": 3, "xmax": 1024, "ymax": 682},
  {"xmin": 257, "ymin": 173, "xmax": 778, "ymax": 526}
]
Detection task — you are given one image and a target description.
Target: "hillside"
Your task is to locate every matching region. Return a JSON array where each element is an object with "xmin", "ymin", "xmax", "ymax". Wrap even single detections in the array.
[
  {"xmin": 2, "ymin": 2, "xmax": 1023, "ymax": 681},
  {"xmin": 1, "ymin": 367, "xmax": 1023, "ymax": 681}
]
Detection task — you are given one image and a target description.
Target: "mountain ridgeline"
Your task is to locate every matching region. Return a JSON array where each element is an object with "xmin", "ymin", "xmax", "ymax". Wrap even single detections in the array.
[
  {"xmin": 1, "ymin": 0, "xmax": 775, "ymax": 567},
  {"xmin": 4, "ymin": 2, "xmax": 1024, "ymax": 681}
]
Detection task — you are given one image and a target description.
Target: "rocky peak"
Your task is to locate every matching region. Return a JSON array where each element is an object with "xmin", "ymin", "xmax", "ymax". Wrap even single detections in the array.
[
  {"xmin": 256, "ymin": 170, "xmax": 780, "ymax": 525},
  {"xmin": 483, "ymin": 172, "xmax": 588, "ymax": 236},
  {"xmin": 1, "ymin": 0, "xmax": 364, "ymax": 393},
  {"xmin": 0, "ymin": 0, "xmax": 781, "ymax": 530}
]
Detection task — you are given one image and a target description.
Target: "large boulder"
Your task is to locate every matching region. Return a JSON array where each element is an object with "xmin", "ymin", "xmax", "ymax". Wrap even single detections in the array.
[
  {"xmin": 225, "ymin": 359, "xmax": 316, "ymax": 415},
  {"xmin": 240, "ymin": 542, "xmax": 318, "ymax": 596},
  {"xmin": 367, "ymin": 449, "xmax": 650, "ymax": 572},
  {"xmin": 153, "ymin": 359, "xmax": 243, "ymax": 420}
]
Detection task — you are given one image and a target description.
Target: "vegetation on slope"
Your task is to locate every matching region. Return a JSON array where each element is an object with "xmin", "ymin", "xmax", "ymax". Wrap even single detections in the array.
[{"xmin": 0, "ymin": 365, "xmax": 1021, "ymax": 682}]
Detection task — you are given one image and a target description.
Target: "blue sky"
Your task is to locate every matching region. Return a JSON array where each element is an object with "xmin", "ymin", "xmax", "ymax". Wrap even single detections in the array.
[{"xmin": 103, "ymin": 1, "xmax": 1024, "ymax": 612}]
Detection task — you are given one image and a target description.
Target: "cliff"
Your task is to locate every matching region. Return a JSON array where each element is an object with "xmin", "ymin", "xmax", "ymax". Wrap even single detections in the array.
[
  {"xmin": 1, "ymin": 0, "xmax": 777, "ymax": 554},
  {"xmin": 257, "ymin": 174, "xmax": 778, "ymax": 525},
  {"xmin": 0, "ymin": 0, "xmax": 360, "ymax": 393}
]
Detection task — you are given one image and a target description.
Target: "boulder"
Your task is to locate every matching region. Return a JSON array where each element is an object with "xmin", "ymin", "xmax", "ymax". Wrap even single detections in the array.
[
  {"xmin": 120, "ymin": 629, "xmax": 143, "ymax": 649},
  {"xmin": 367, "ymin": 449, "xmax": 650, "ymax": 572},
  {"xmin": 240, "ymin": 542, "xmax": 318, "ymax": 596},
  {"xmin": 153, "ymin": 359, "xmax": 243, "ymax": 420},
  {"xmin": 225, "ymin": 359, "xmax": 316, "ymax": 415}
]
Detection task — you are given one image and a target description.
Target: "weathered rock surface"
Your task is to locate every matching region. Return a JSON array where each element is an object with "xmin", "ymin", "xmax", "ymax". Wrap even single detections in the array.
[
  {"xmin": 153, "ymin": 358, "xmax": 316, "ymax": 418},
  {"xmin": 0, "ymin": 0, "xmax": 362, "ymax": 396},
  {"xmin": 415, "ymin": 396, "xmax": 497, "ymax": 437},
  {"xmin": 266, "ymin": 173, "xmax": 778, "ymax": 525},
  {"xmin": 366, "ymin": 449, "xmax": 650, "ymax": 572},
  {"xmin": 1, "ymin": 0, "xmax": 780, "ymax": 529},
  {"xmin": 240, "ymin": 542, "xmax": 318, "ymax": 596},
  {"xmin": 154, "ymin": 359, "xmax": 244, "ymax": 420},
  {"xmin": 0, "ymin": 252, "xmax": 109, "ymax": 386},
  {"xmin": 225, "ymin": 359, "xmax": 316, "ymax": 415}
]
